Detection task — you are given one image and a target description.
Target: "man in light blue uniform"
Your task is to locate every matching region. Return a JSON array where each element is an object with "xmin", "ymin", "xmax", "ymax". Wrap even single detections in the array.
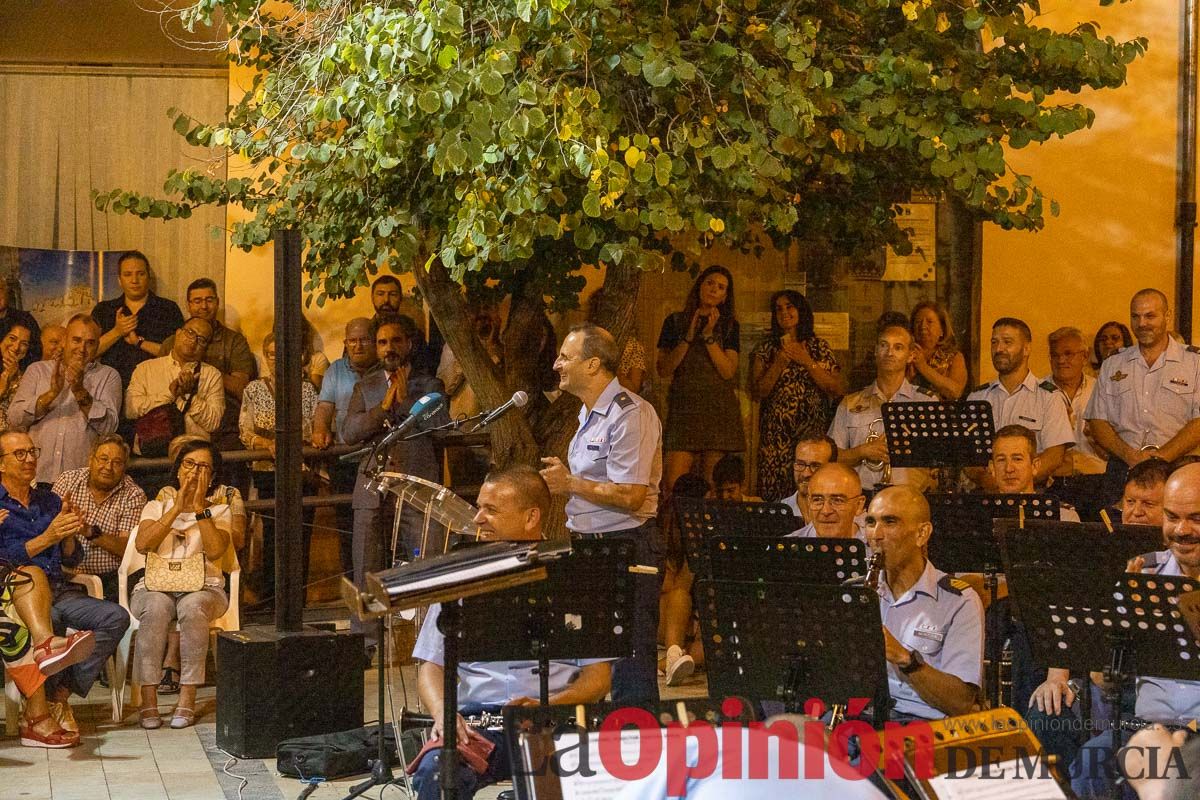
[
  {"xmin": 780, "ymin": 436, "xmax": 837, "ymax": 522},
  {"xmin": 1086, "ymin": 288, "xmax": 1200, "ymax": 499},
  {"xmin": 1069, "ymin": 462, "xmax": 1200, "ymax": 799},
  {"xmin": 786, "ymin": 463, "xmax": 865, "ymax": 540},
  {"xmin": 410, "ymin": 466, "xmax": 612, "ymax": 800},
  {"xmin": 866, "ymin": 486, "xmax": 984, "ymax": 720},
  {"xmin": 967, "ymin": 316, "xmax": 1074, "ymax": 486},
  {"xmin": 830, "ymin": 324, "xmax": 938, "ymax": 491},
  {"xmin": 540, "ymin": 323, "xmax": 663, "ymax": 704},
  {"xmin": 311, "ymin": 317, "xmax": 379, "ymax": 575}
]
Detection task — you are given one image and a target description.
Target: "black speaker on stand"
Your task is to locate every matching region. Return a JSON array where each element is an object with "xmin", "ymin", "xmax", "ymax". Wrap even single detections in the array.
[{"xmin": 216, "ymin": 626, "xmax": 365, "ymax": 758}]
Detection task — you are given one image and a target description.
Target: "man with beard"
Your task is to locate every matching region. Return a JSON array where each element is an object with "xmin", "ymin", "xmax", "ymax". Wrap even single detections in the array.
[
  {"xmin": 368, "ymin": 275, "xmax": 439, "ymax": 376},
  {"xmin": 1067, "ymin": 462, "xmax": 1200, "ymax": 799},
  {"xmin": 1086, "ymin": 288, "xmax": 1200, "ymax": 500},
  {"xmin": 9, "ymin": 315, "xmax": 122, "ymax": 484},
  {"xmin": 779, "ymin": 435, "xmax": 837, "ymax": 523},
  {"xmin": 51, "ymin": 434, "xmax": 146, "ymax": 601},
  {"xmin": 830, "ymin": 323, "xmax": 937, "ymax": 491},
  {"xmin": 342, "ymin": 315, "xmax": 446, "ymax": 659},
  {"xmin": 967, "ymin": 317, "xmax": 1074, "ymax": 488}
]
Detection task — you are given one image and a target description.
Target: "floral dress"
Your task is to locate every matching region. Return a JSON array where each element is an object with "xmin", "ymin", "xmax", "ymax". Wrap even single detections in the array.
[{"xmin": 750, "ymin": 335, "xmax": 840, "ymax": 501}]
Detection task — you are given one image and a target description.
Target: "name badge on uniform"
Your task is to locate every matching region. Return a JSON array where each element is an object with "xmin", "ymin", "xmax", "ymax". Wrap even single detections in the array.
[
  {"xmin": 914, "ymin": 626, "xmax": 944, "ymax": 643},
  {"xmin": 587, "ymin": 445, "xmax": 601, "ymax": 451},
  {"xmin": 1018, "ymin": 415, "xmax": 1037, "ymax": 424},
  {"xmin": 1170, "ymin": 378, "xmax": 1191, "ymax": 388}
]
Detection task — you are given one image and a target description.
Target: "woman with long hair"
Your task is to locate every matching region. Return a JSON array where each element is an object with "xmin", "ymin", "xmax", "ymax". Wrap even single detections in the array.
[
  {"xmin": 1092, "ymin": 321, "xmax": 1133, "ymax": 369},
  {"xmin": 749, "ymin": 290, "xmax": 843, "ymax": 500},
  {"xmin": 908, "ymin": 300, "xmax": 968, "ymax": 400},
  {"xmin": 0, "ymin": 321, "xmax": 32, "ymax": 430},
  {"xmin": 657, "ymin": 266, "xmax": 745, "ymax": 489}
]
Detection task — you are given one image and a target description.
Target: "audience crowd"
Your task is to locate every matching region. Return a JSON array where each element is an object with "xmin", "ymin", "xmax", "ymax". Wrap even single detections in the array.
[{"xmin": 0, "ymin": 245, "xmax": 1195, "ymax": 800}]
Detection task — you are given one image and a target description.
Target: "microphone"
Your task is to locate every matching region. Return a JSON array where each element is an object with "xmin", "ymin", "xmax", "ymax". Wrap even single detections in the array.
[
  {"xmin": 475, "ymin": 391, "xmax": 529, "ymax": 430},
  {"xmin": 339, "ymin": 392, "xmax": 446, "ymax": 462}
]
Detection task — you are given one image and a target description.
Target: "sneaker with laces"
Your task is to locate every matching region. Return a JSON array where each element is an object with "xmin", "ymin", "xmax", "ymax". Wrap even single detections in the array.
[{"xmin": 664, "ymin": 645, "xmax": 695, "ymax": 687}]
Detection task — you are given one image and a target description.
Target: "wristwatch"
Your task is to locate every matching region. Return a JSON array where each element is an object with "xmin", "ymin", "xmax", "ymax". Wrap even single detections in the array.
[
  {"xmin": 197, "ymin": 507, "xmax": 213, "ymax": 520},
  {"xmin": 900, "ymin": 648, "xmax": 925, "ymax": 674}
]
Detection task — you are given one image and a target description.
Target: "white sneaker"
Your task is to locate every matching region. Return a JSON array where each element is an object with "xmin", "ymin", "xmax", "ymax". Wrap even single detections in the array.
[{"xmin": 664, "ymin": 645, "xmax": 694, "ymax": 687}]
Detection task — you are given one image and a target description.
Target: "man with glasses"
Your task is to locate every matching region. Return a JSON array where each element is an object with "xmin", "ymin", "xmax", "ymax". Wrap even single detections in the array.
[
  {"xmin": 50, "ymin": 434, "xmax": 147, "ymax": 601},
  {"xmin": 9, "ymin": 314, "xmax": 122, "ymax": 485},
  {"xmin": 312, "ymin": 318, "xmax": 379, "ymax": 575},
  {"xmin": 1044, "ymin": 327, "xmax": 1107, "ymax": 518},
  {"xmin": 786, "ymin": 463, "xmax": 865, "ymax": 539},
  {"xmin": 0, "ymin": 430, "xmax": 129, "ymax": 734},
  {"xmin": 159, "ymin": 279, "xmax": 256, "ymax": 451},
  {"xmin": 780, "ymin": 435, "xmax": 837, "ymax": 523},
  {"xmin": 126, "ymin": 317, "xmax": 225, "ymax": 452}
]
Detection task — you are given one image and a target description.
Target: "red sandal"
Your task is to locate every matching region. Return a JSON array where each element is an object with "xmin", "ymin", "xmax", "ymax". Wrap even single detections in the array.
[
  {"xmin": 33, "ymin": 630, "xmax": 95, "ymax": 677},
  {"xmin": 19, "ymin": 713, "xmax": 80, "ymax": 749}
]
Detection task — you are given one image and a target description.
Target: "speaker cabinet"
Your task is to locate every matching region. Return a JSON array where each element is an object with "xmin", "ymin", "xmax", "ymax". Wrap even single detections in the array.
[{"xmin": 216, "ymin": 626, "xmax": 364, "ymax": 758}]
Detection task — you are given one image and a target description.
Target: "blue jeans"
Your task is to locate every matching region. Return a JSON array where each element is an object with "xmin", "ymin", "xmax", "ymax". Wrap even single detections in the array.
[
  {"xmin": 48, "ymin": 582, "xmax": 130, "ymax": 698},
  {"xmin": 410, "ymin": 726, "xmax": 508, "ymax": 800}
]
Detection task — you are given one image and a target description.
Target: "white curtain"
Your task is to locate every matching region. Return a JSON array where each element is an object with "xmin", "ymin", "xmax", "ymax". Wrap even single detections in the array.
[{"xmin": 0, "ymin": 64, "xmax": 228, "ymax": 305}]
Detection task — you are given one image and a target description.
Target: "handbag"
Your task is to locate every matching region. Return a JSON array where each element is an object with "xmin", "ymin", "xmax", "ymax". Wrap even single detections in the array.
[
  {"xmin": 135, "ymin": 364, "xmax": 200, "ymax": 457},
  {"xmin": 144, "ymin": 550, "xmax": 205, "ymax": 593}
]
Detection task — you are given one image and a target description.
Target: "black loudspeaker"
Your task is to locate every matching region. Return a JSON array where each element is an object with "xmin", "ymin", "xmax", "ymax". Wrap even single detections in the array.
[{"xmin": 216, "ymin": 626, "xmax": 365, "ymax": 758}]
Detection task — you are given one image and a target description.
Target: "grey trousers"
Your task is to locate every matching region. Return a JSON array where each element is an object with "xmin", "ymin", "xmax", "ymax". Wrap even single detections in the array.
[{"xmin": 130, "ymin": 586, "xmax": 227, "ymax": 686}]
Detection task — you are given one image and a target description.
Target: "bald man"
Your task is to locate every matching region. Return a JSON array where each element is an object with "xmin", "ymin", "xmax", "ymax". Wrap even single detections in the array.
[
  {"xmin": 866, "ymin": 486, "xmax": 984, "ymax": 720},
  {"xmin": 1066, "ymin": 463, "xmax": 1200, "ymax": 799},
  {"xmin": 786, "ymin": 463, "xmax": 864, "ymax": 539}
]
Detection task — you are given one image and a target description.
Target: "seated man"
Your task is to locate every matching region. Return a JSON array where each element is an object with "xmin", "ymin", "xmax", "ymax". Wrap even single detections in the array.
[
  {"xmin": 786, "ymin": 463, "xmax": 865, "ymax": 540},
  {"xmin": 707, "ymin": 454, "xmax": 762, "ymax": 503},
  {"xmin": 866, "ymin": 486, "xmax": 983, "ymax": 720},
  {"xmin": 989, "ymin": 424, "xmax": 1081, "ymax": 521},
  {"xmin": 410, "ymin": 466, "xmax": 612, "ymax": 800},
  {"xmin": 51, "ymin": 434, "xmax": 147, "ymax": 601},
  {"xmin": 1039, "ymin": 463, "xmax": 1200, "ymax": 799},
  {"xmin": 780, "ymin": 435, "xmax": 837, "ymax": 522},
  {"xmin": 1113, "ymin": 457, "xmax": 1170, "ymax": 527},
  {"xmin": 0, "ymin": 430, "xmax": 129, "ymax": 732}
]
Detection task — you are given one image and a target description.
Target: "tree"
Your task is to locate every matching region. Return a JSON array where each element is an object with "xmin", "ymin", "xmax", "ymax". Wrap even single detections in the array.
[{"xmin": 97, "ymin": 0, "xmax": 1145, "ymax": 468}]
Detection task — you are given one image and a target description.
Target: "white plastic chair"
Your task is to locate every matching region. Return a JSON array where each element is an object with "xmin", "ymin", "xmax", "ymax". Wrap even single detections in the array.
[
  {"xmin": 3, "ymin": 572, "xmax": 116, "ymax": 733},
  {"xmin": 113, "ymin": 528, "xmax": 241, "ymax": 720}
]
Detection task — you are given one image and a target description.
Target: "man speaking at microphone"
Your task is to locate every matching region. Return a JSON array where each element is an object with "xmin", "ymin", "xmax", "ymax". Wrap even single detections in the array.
[
  {"xmin": 342, "ymin": 314, "xmax": 447, "ymax": 660},
  {"xmin": 540, "ymin": 323, "xmax": 664, "ymax": 704}
]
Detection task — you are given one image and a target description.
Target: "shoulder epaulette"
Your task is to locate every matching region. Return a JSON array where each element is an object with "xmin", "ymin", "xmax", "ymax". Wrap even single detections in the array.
[
  {"xmin": 613, "ymin": 392, "xmax": 635, "ymax": 409},
  {"xmin": 973, "ymin": 381, "xmax": 991, "ymax": 393},
  {"xmin": 1039, "ymin": 379, "xmax": 1059, "ymax": 393},
  {"xmin": 939, "ymin": 574, "xmax": 970, "ymax": 596},
  {"xmin": 1188, "ymin": 345, "xmax": 1200, "ymax": 355}
]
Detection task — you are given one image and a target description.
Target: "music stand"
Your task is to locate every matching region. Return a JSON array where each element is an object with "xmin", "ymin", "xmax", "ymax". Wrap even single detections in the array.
[
  {"xmin": 1007, "ymin": 565, "xmax": 1200, "ymax": 754},
  {"xmin": 700, "ymin": 534, "xmax": 869, "ymax": 583},
  {"xmin": 674, "ymin": 498, "xmax": 798, "ymax": 577},
  {"xmin": 696, "ymin": 578, "xmax": 890, "ymax": 721},
  {"xmin": 881, "ymin": 400, "xmax": 995, "ymax": 471},
  {"xmin": 457, "ymin": 539, "xmax": 637, "ymax": 706}
]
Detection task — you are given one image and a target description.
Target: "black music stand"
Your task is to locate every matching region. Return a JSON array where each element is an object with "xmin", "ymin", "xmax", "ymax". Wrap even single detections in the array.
[
  {"xmin": 674, "ymin": 498, "xmax": 797, "ymax": 577},
  {"xmin": 882, "ymin": 400, "xmax": 995, "ymax": 472},
  {"xmin": 1007, "ymin": 565, "xmax": 1200, "ymax": 754},
  {"xmin": 700, "ymin": 534, "xmax": 869, "ymax": 583},
  {"xmin": 457, "ymin": 540, "xmax": 636, "ymax": 706},
  {"xmin": 696, "ymin": 578, "xmax": 890, "ymax": 722}
]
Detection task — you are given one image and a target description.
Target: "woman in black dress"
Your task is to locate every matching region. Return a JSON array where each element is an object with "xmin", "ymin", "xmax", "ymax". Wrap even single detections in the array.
[
  {"xmin": 657, "ymin": 266, "xmax": 744, "ymax": 491},
  {"xmin": 749, "ymin": 290, "xmax": 843, "ymax": 500}
]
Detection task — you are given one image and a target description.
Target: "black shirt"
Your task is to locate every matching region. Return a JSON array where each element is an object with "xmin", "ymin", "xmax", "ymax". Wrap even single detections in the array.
[{"xmin": 91, "ymin": 292, "xmax": 185, "ymax": 385}]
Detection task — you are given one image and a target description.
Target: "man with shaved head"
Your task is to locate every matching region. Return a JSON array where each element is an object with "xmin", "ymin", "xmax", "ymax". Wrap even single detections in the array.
[
  {"xmin": 786, "ymin": 463, "xmax": 864, "ymax": 539},
  {"xmin": 1067, "ymin": 463, "xmax": 1200, "ymax": 798},
  {"xmin": 866, "ymin": 485, "xmax": 984, "ymax": 720},
  {"xmin": 1086, "ymin": 288, "xmax": 1200, "ymax": 501}
]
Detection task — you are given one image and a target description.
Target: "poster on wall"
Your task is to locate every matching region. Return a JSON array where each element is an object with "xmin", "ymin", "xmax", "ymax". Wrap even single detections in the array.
[{"xmin": 0, "ymin": 245, "xmax": 103, "ymax": 327}]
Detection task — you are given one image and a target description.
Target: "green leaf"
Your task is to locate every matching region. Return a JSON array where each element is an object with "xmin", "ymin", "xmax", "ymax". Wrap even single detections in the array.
[
  {"xmin": 642, "ymin": 57, "xmax": 675, "ymax": 87},
  {"xmin": 963, "ymin": 8, "xmax": 986, "ymax": 31},
  {"xmin": 480, "ymin": 70, "xmax": 505, "ymax": 96},
  {"xmin": 417, "ymin": 91, "xmax": 441, "ymax": 114},
  {"xmin": 437, "ymin": 45, "xmax": 459, "ymax": 70},
  {"xmin": 710, "ymin": 146, "xmax": 736, "ymax": 169},
  {"xmin": 654, "ymin": 153, "xmax": 673, "ymax": 186},
  {"xmin": 583, "ymin": 192, "xmax": 602, "ymax": 217}
]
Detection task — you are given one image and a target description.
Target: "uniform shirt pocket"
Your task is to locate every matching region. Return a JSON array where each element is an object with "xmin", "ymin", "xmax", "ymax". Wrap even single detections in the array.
[
  {"xmin": 585, "ymin": 439, "xmax": 610, "ymax": 461},
  {"xmin": 910, "ymin": 623, "xmax": 946, "ymax": 657},
  {"xmin": 1159, "ymin": 375, "xmax": 1194, "ymax": 420}
]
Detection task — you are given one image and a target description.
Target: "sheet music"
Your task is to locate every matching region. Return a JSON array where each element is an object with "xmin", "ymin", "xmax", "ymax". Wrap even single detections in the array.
[
  {"xmin": 386, "ymin": 555, "xmax": 529, "ymax": 597},
  {"xmin": 925, "ymin": 757, "xmax": 1065, "ymax": 800}
]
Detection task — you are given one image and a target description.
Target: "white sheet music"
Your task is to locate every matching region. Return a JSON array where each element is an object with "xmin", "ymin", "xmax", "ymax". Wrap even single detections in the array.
[{"xmin": 925, "ymin": 757, "xmax": 1066, "ymax": 800}]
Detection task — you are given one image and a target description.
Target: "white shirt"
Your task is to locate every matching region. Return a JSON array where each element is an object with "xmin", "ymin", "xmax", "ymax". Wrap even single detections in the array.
[
  {"xmin": 125, "ymin": 355, "xmax": 225, "ymax": 442},
  {"xmin": 1041, "ymin": 373, "xmax": 1105, "ymax": 474},
  {"xmin": 967, "ymin": 369, "xmax": 1075, "ymax": 453}
]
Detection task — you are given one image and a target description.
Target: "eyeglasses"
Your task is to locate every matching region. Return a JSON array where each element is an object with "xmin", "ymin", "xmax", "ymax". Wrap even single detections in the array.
[
  {"xmin": 179, "ymin": 328, "xmax": 211, "ymax": 346},
  {"xmin": 793, "ymin": 460, "xmax": 825, "ymax": 473},
  {"xmin": 808, "ymin": 493, "xmax": 861, "ymax": 509},
  {"xmin": 1, "ymin": 447, "xmax": 40, "ymax": 462},
  {"xmin": 181, "ymin": 458, "xmax": 212, "ymax": 471}
]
